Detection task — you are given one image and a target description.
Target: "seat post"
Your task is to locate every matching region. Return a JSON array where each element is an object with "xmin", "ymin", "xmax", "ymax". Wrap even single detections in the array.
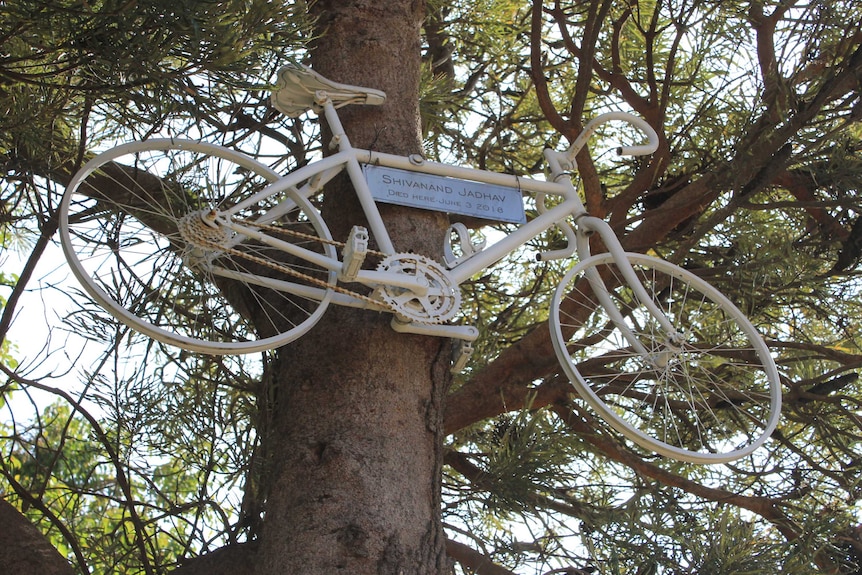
[{"xmin": 317, "ymin": 94, "xmax": 352, "ymax": 152}]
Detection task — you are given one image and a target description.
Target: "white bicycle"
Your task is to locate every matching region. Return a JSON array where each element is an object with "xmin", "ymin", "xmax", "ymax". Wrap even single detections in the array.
[{"xmin": 59, "ymin": 65, "xmax": 781, "ymax": 463}]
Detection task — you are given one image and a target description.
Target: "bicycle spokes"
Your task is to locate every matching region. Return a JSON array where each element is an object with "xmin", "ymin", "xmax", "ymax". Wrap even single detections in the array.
[{"xmin": 550, "ymin": 252, "xmax": 781, "ymax": 463}]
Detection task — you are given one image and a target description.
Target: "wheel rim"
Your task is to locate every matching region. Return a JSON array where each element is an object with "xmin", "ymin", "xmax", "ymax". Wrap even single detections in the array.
[
  {"xmin": 550, "ymin": 252, "xmax": 781, "ymax": 463},
  {"xmin": 60, "ymin": 139, "xmax": 336, "ymax": 354}
]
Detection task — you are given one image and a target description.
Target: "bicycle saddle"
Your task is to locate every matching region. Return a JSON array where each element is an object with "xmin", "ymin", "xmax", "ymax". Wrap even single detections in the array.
[{"xmin": 271, "ymin": 64, "xmax": 387, "ymax": 117}]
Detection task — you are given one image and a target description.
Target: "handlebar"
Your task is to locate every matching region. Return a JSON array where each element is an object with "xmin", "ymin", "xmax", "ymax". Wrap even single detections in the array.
[{"xmin": 543, "ymin": 112, "xmax": 659, "ymax": 174}]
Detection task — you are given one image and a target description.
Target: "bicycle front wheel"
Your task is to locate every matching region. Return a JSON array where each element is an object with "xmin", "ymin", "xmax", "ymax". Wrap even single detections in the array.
[
  {"xmin": 60, "ymin": 139, "xmax": 337, "ymax": 354},
  {"xmin": 550, "ymin": 252, "xmax": 781, "ymax": 464}
]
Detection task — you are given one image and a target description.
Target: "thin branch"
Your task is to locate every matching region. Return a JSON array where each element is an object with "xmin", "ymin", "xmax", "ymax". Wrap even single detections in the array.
[
  {"xmin": 445, "ymin": 450, "xmax": 608, "ymax": 524},
  {"xmin": 549, "ymin": 404, "xmax": 802, "ymax": 541},
  {"xmin": 0, "ymin": 364, "xmax": 156, "ymax": 575},
  {"xmin": 0, "ymin": 209, "xmax": 59, "ymax": 344}
]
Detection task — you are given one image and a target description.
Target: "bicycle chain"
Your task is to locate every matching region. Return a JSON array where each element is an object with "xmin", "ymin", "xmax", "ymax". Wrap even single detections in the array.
[
  {"xmin": 193, "ymin": 219, "xmax": 387, "ymax": 310},
  {"xmin": 184, "ymin": 217, "xmax": 458, "ymax": 322},
  {"xmin": 236, "ymin": 219, "xmax": 389, "ymax": 259}
]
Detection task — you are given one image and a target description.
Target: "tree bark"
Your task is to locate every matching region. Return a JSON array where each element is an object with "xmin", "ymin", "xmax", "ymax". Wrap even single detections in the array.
[
  {"xmin": 0, "ymin": 498, "xmax": 75, "ymax": 575},
  {"xmin": 256, "ymin": 1, "xmax": 452, "ymax": 574}
]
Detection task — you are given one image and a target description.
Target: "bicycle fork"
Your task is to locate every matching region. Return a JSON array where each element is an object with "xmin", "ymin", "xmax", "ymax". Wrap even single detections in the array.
[{"xmin": 575, "ymin": 216, "xmax": 685, "ymax": 368}]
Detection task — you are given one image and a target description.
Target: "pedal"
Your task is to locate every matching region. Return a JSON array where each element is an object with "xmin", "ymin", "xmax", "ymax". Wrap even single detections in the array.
[
  {"xmin": 451, "ymin": 340, "xmax": 474, "ymax": 374},
  {"xmin": 340, "ymin": 226, "xmax": 369, "ymax": 281}
]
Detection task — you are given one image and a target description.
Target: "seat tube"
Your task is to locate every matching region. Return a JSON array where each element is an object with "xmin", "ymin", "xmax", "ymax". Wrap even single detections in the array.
[
  {"xmin": 321, "ymin": 100, "xmax": 396, "ymax": 254},
  {"xmin": 345, "ymin": 156, "xmax": 395, "ymax": 254}
]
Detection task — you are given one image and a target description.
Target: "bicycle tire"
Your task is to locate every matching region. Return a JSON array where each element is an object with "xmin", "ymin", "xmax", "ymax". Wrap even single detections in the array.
[
  {"xmin": 60, "ymin": 139, "xmax": 337, "ymax": 354},
  {"xmin": 549, "ymin": 252, "xmax": 781, "ymax": 463}
]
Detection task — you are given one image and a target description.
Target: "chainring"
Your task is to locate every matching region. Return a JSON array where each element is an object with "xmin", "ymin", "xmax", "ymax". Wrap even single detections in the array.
[{"xmin": 375, "ymin": 253, "xmax": 461, "ymax": 324}]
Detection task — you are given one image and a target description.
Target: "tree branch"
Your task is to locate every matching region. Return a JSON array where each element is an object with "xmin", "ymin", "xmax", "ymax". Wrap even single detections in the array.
[
  {"xmin": 772, "ymin": 170, "xmax": 851, "ymax": 243},
  {"xmin": 748, "ymin": 0, "xmax": 794, "ymax": 121},
  {"xmin": 549, "ymin": 404, "xmax": 803, "ymax": 541},
  {"xmin": 445, "ymin": 539, "xmax": 519, "ymax": 575},
  {"xmin": 444, "ymin": 332, "xmax": 564, "ymax": 435},
  {"xmin": 0, "ymin": 497, "xmax": 75, "ymax": 575},
  {"xmin": 170, "ymin": 542, "xmax": 257, "ymax": 575},
  {"xmin": 530, "ymin": 0, "xmax": 570, "ymax": 138}
]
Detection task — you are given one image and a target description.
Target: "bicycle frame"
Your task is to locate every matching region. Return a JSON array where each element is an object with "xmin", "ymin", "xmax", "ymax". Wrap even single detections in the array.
[
  {"xmin": 210, "ymin": 95, "xmax": 670, "ymax": 349},
  {"xmin": 58, "ymin": 65, "xmax": 782, "ymax": 463}
]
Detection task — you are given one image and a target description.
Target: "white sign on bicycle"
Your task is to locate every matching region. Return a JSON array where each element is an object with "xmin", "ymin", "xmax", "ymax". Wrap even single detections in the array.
[{"xmin": 364, "ymin": 164, "xmax": 527, "ymax": 224}]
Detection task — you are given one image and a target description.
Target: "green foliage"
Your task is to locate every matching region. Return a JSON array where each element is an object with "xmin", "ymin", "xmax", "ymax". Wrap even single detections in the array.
[
  {"xmin": 1, "ymin": 0, "xmax": 311, "ymax": 170},
  {"xmin": 1, "ymin": 0, "xmax": 862, "ymax": 574},
  {"xmin": 0, "ymin": 344, "xmax": 262, "ymax": 573}
]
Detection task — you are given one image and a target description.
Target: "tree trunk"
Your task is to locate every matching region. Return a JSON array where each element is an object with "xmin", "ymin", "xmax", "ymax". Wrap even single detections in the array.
[
  {"xmin": 0, "ymin": 498, "xmax": 75, "ymax": 575},
  {"xmin": 257, "ymin": 1, "xmax": 452, "ymax": 574}
]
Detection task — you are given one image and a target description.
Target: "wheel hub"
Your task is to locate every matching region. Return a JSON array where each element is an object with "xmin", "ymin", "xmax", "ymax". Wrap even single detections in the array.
[
  {"xmin": 178, "ymin": 210, "xmax": 232, "ymax": 247},
  {"xmin": 177, "ymin": 209, "xmax": 234, "ymax": 268},
  {"xmin": 650, "ymin": 332, "xmax": 687, "ymax": 368}
]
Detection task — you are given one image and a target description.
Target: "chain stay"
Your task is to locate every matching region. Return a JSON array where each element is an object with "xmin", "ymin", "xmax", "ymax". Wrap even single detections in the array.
[
  {"xmin": 186, "ymin": 217, "xmax": 458, "ymax": 322},
  {"xmin": 191, "ymin": 219, "xmax": 387, "ymax": 309}
]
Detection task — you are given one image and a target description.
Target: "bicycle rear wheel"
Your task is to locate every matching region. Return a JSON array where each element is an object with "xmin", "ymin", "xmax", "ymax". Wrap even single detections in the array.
[
  {"xmin": 60, "ymin": 139, "xmax": 336, "ymax": 354},
  {"xmin": 549, "ymin": 252, "xmax": 781, "ymax": 464}
]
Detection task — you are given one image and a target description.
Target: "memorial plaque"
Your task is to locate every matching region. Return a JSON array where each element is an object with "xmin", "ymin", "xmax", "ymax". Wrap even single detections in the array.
[{"xmin": 364, "ymin": 164, "xmax": 527, "ymax": 224}]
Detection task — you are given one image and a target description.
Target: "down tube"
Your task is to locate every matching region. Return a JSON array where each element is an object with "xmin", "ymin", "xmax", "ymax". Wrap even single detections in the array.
[{"xmin": 447, "ymin": 197, "xmax": 583, "ymax": 284}]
